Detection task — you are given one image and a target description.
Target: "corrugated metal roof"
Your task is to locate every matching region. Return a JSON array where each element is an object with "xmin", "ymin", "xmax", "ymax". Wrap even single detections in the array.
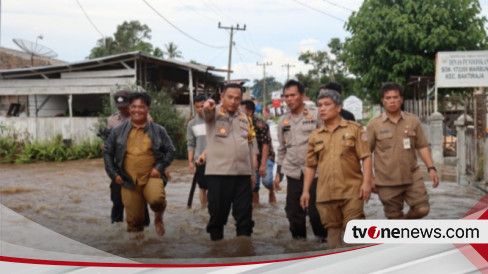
[{"xmin": 0, "ymin": 51, "xmax": 224, "ymax": 79}]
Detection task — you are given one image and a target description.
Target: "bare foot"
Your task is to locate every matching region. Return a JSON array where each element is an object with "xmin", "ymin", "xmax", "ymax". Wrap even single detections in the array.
[
  {"xmin": 269, "ymin": 191, "xmax": 276, "ymax": 203},
  {"xmin": 154, "ymin": 211, "xmax": 165, "ymax": 236}
]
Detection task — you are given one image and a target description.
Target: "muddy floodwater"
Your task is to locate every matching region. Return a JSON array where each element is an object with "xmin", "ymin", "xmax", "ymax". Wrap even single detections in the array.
[{"xmin": 0, "ymin": 155, "xmax": 485, "ymax": 264}]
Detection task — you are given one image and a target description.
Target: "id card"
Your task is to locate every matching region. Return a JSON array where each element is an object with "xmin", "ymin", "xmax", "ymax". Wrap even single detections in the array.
[{"xmin": 403, "ymin": 138, "xmax": 411, "ymax": 149}]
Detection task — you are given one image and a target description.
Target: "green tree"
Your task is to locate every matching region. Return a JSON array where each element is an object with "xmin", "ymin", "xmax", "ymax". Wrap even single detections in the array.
[
  {"xmin": 153, "ymin": 47, "xmax": 165, "ymax": 58},
  {"xmin": 344, "ymin": 0, "xmax": 488, "ymax": 102},
  {"xmin": 88, "ymin": 20, "xmax": 160, "ymax": 59},
  {"xmin": 299, "ymin": 38, "xmax": 348, "ymax": 81},
  {"xmin": 164, "ymin": 42, "xmax": 183, "ymax": 59},
  {"xmin": 296, "ymin": 38, "xmax": 358, "ymax": 100},
  {"xmin": 88, "ymin": 37, "xmax": 117, "ymax": 58},
  {"xmin": 145, "ymin": 89, "xmax": 187, "ymax": 159},
  {"xmin": 251, "ymin": 77, "xmax": 283, "ymax": 105}
]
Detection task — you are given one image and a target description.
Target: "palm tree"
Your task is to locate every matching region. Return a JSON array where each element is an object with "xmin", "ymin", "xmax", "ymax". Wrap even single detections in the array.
[
  {"xmin": 153, "ymin": 47, "xmax": 165, "ymax": 58},
  {"xmin": 164, "ymin": 42, "xmax": 182, "ymax": 59}
]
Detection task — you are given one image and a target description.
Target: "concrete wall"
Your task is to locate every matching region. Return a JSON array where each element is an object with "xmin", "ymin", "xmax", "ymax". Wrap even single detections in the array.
[
  {"xmin": 1, "ymin": 104, "xmax": 191, "ymax": 145},
  {"xmin": 175, "ymin": 104, "xmax": 192, "ymax": 122},
  {"xmin": 0, "ymin": 117, "xmax": 101, "ymax": 144}
]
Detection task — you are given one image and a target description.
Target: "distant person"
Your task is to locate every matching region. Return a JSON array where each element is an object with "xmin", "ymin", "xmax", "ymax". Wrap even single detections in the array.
[
  {"xmin": 366, "ymin": 82, "xmax": 439, "ymax": 219},
  {"xmin": 273, "ymin": 79, "xmax": 328, "ymax": 241},
  {"xmin": 300, "ymin": 90, "xmax": 372, "ymax": 249},
  {"xmin": 319, "ymin": 82, "xmax": 355, "ymax": 121},
  {"xmin": 187, "ymin": 94, "xmax": 208, "ymax": 208},
  {"xmin": 103, "ymin": 92, "xmax": 175, "ymax": 239},
  {"xmin": 105, "ymin": 90, "xmax": 150, "ymax": 227},
  {"xmin": 203, "ymin": 83, "xmax": 255, "ymax": 241},
  {"xmin": 255, "ymin": 102, "xmax": 262, "ymax": 115},
  {"xmin": 241, "ymin": 99, "xmax": 276, "ymax": 204}
]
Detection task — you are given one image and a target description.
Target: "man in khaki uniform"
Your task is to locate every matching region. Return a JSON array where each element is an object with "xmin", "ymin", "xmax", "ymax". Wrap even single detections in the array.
[
  {"xmin": 105, "ymin": 90, "xmax": 150, "ymax": 227},
  {"xmin": 103, "ymin": 92, "xmax": 175, "ymax": 239},
  {"xmin": 203, "ymin": 83, "xmax": 255, "ymax": 241},
  {"xmin": 273, "ymin": 79, "xmax": 328, "ymax": 241},
  {"xmin": 300, "ymin": 90, "xmax": 372, "ymax": 249},
  {"xmin": 366, "ymin": 82, "xmax": 439, "ymax": 219}
]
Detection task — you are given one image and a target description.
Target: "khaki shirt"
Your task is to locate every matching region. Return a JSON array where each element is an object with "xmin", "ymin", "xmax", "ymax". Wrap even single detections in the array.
[
  {"xmin": 366, "ymin": 112, "xmax": 428, "ymax": 186},
  {"xmin": 107, "ymin": 112, "xmax": 129, "ymax": 129},
  {"xmin": 123, "ymin": 124, "xmax": 155, "ymax": 186},
  {"xmin": 306, "ymin": 119, "xmax": 371, "ymax": 202},
  {"xmin": 204, "ymin": 105, "xmax": 253, "ymax": 175},
  {"xmin": 276, "ymin": 106, "xmax": 322, "ymax": 179}
]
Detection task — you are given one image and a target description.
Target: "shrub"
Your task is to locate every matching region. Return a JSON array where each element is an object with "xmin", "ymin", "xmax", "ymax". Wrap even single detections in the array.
[
  {"xmin": 145, "ymin": 88, "xmax": 187, "ymax": 159},
  {"xmin": 0, "ymin": 126, "xmax": 103, "ymax": 164}
]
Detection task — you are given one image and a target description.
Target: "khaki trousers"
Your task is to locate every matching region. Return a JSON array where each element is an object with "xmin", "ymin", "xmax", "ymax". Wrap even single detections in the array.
[{"xmin": 121, "ymin": 177, "xmax": 166, "ymax": 232}]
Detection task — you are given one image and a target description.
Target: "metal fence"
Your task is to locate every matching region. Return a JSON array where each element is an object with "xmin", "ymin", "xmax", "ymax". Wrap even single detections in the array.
[
  {"xmin": 404, "ymin": 93, "xmax": 488, "ymax": 160},
  {"xmin": 464, "ymin": 94, "xmax": 487, "ymax": 178}
]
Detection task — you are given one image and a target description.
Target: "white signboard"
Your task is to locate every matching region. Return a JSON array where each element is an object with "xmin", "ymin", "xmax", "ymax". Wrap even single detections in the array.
[
  {"xmin": 343, "ymin": 95, "xmax": 363, "ymax": 120},
  {"xmin": 436, "ymin": 51, "xmax": 488, "ymax": 88},
  {"xmin": 271, "ymin": 90, "xmax": 282, "ymax": 100}
]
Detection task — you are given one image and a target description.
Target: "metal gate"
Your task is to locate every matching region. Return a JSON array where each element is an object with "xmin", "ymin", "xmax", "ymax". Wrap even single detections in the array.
[{"xmin": 466, "ymin": 93, "xmax": 487, "ymax": 179}]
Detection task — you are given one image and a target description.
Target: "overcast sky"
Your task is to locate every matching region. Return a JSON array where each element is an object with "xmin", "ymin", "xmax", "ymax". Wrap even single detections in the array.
[{"xmin": 1, "ymin": 0, "xmax": 488, "ymax": 85}]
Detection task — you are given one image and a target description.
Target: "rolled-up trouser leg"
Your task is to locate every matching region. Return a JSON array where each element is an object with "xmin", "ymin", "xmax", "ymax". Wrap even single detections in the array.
[{"xmin": 261, "ymin": 159, "xmax": 275, "ymax": 190}]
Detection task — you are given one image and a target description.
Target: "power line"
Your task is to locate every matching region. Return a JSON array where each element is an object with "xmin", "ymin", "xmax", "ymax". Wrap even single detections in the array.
[
  {"xmin": 282, "ymin": 63, "xmax": 295, "ymax": 80},
  {"xmin": 186, "ymin": 4, "xmax": 221, "ymax": 24},
  {"xmin": 194, "ymin": 1, "xmax": 261, "ymax": 63},
  {"xmin": 320, "ymin": 0, "xmax": 355, "ymax": 12},
  {"xmin": 143, "ymin": 0, "xmax": 227, "ymax": 49},
  {"xmin": 218, "ymin": 22, "xmax": 246, "ymax": 81},
  {"xmin": 204, "ymin": 48, "xmax": 228, "ymax": 66},
  {"xmin": 74, "ymin": 0, "xmax": 105, "ymax": 39},
  {"xmin": 291, "ymin": 0, "xmax": 346, "ymax": 22},
  {"xmin": 234, "ymin": 44, "xmax": 257, "ymax": 80},
  {"xmin": 236, "ymin": 44, "xmax": 264, "ymax": 58},
  {"xmin": 257, "ymin": 61, "xmax": 272, "ymax": 118},
  {"xmin": 200, "ymin": 0, "xmax": 238, "ymax": 25},
  {"xmin": 242, "ymin": 32, "xmax": 262, "ymax": 58}
]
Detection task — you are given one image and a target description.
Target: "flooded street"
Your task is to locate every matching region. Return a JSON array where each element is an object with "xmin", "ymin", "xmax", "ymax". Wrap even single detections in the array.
[
  {"xmin": 0, "ymin": 120, "xmax": 485, "ymax": 264},
  {"xmin": 1, "ymin": 156, "xmax": 485, "ymax": 264}
]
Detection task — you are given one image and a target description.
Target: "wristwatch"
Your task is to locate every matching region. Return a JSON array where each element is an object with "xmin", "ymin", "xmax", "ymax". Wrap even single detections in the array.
[{"xmin": 427, "ymin": 166, "xmax": 437, "ymax": 172}]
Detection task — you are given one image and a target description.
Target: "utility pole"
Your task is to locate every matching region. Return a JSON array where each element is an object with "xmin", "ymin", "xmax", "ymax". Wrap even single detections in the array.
[
  {"xmin": 282, "ymin": 63, "xmax": 295, "ymax": 81},
  {"xmin": 257, "ymin": 61, "xmax": 272, "ymax": 119},
  {"xmin": 218, "ymin": 22, "xmax": 246, "ymax": 81}
]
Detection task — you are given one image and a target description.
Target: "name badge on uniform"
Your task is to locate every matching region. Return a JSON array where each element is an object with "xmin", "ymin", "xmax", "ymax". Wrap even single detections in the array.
[
  {"xmin": 218, "ymin": 125, "xmax": 229, "ymax": 137},
  {"xmin": 403, "ymin": 138, "xmax": 411, "ymax": 149}
]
